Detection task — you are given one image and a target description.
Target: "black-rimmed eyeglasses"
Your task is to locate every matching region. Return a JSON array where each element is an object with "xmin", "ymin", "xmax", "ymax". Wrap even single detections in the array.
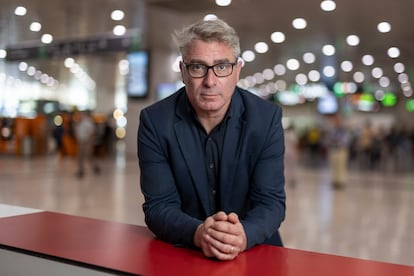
[{"xmin": 183, "ymin": 62, "xmax": 237, "ymax": 78}]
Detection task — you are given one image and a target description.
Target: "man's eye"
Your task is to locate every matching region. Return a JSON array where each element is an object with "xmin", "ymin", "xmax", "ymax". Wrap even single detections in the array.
[
  {"xmin": 191, "ymin": 64, "xmax": 205, "ymax": 71},
  {"xmin": 216, "ymin": 64, "xmax": 228, "ymax": 71}
]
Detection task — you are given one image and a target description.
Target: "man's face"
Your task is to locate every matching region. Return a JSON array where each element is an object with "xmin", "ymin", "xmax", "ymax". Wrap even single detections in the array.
[{"xmin": 180, "ymin": 39, "xmax": 241, "ymax": 117}]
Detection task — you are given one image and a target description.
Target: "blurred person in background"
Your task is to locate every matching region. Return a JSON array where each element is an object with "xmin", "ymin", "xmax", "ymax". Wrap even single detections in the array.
[
  {"xmin": 137, "ymin": 18, "xmax": 286, "ymax": 261},
  {"xmin": 325, "ymin": 114, "xmax": 350, "ymax": 190},
  {"xmin": 74, "ymin": 110, "xmax": 100, "ymax": 178},
  {"xmin": 284, "ymin": 122, "xmax": 299, "ymax": 187},
  {"xmin": 357, "ymin": 119, "xmax": 374, "ymax": 169}
]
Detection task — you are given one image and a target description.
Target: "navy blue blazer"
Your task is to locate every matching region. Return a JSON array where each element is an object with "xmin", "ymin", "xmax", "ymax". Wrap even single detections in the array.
[{"xmin": 138, "ymin": 86, "xmax": 286, "ymax": 249}]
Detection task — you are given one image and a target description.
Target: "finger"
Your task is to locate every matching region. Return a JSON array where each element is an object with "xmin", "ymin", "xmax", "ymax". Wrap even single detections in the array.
[
  {"xmin": 227, "ymin": 212, "xmax": 240, "ymax": 224},
  {"xmin": 208, "ymin": 243, "xmax": 239, "ymax": 261},
  {"xmin": 208, "ymin": 223, "xmax": 237, "ymax": 243},
  {"xmin": 210, "ymin": 219, "xmax": 239, "ymax": 236},
  {"xmin": 208, "ymin": 220, "xmax": 247, "ymax": 253},
  {"xmin": 206, "ymin": 229, "xmax": 239, "ymax": 251},
  {"xmin": 200, "ymin": 238, "xmax": 215, "ymax": 258},
  {"xmin": 212, "ymin": 211, "xmax": 228, "ymax": 221}
]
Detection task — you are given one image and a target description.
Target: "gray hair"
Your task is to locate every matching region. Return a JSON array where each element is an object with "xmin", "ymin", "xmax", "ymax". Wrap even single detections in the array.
[{"xmin": 173, "ymin": 18, "xmax": 241, "ymax": 60}]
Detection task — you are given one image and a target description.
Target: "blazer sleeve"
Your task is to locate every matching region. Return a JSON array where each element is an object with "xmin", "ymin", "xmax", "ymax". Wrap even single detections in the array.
[
  {"xmin": 137, "ymin": 107, "xmax": 201, "ymax": 248},
  {"xmin": 239, "ymin": 104, "xmax": 286, "ymax": 249}
]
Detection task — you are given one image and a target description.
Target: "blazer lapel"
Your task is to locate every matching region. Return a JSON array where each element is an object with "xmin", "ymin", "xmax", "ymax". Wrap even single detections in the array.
[
  {"xmin": 219, "ymin": 92, "xmax": 247, "ymax": 211},
  {"xmin": 174, "ymin": 95, "xmax": 213, "ymax": 216}
]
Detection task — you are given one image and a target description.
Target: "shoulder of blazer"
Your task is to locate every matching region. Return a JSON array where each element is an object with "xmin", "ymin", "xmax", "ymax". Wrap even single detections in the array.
[
  {"xmin": 141, "ymin": 87, "xmax": 187, "ymax": 122},
  {"xmin": 235, "ymin": 86, "xmax": 282, "ymax": 118}
]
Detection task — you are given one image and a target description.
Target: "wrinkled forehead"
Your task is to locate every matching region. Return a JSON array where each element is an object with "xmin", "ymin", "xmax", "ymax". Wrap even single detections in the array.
[{"xmin": 183, "ymin": 39, "xmax": 237, "ymax": 61}]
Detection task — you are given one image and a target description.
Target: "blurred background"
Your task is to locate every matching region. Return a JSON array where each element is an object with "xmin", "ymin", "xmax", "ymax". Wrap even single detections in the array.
[{"xmin": 0, "ymin": 0, "xmax": 413, "ymax": 267}]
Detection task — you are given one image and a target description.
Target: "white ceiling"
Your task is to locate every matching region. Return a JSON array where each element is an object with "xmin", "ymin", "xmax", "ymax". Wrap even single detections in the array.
[
  {"xmin": 1, "ymin": 0, "xmax": 413, "ymax": 99},
  {"xmin": 147, "ymin": 0, "xmax": 414, "ymax": 94}
]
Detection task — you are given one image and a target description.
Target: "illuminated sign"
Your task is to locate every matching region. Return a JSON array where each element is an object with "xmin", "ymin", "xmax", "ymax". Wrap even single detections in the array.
[{"xmin": 5, "ymin": 29, "xmax": 141, "ymax": 61}]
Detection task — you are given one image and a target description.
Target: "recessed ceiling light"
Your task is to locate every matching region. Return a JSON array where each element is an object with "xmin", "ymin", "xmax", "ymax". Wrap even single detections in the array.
[
  {"xmin": 303, "ymin": 52, "xmax": 316, "ymax": 64},
  {"xmin": 111, "ymin": 10, "xmax": 125, "ymax": 21},
  {"xmin": 242, "ymin": 50, "xmax": 255, "ymax": 62},
  {"xmin": 41, "ymin": 34, "xmax": 53, "ymax": 44},
  {"xmin": 286, "ymin": 59, "xmax": 300, "ymax": 70},
  {"xmin": 30, "ymin": 22, "xmax": 42, "ymax": 32},
  {"xmin": 346, "ymin": 35, "xmax": 360, "ymax": 46},
  {"xmin": 322, "ymin": 44, "xmax": 335, "ymax": 56},
  {"xmin": 270, "ymin": 32, "xmax": 285, "ymax": 43},
  {"xmin": 14, "ymin": 6, "xmax": 27, "ymax": 16},
  {"xmin": 292, "ymin": 18, "xmax": 307, "ymax": 30},
  {"xmin": 215, "ymin": 0, "xmax": 231, "ymax": 7},
  {"xmin": 377, "ymin": 22, "xmax": 391, "ymax": 33},
  {"xmin": 362, "ymin": 55, "xmax": 374, "ymax": 66},
  {"xmin": 387, "ymin": 47, "xmax": 400, "ymax": 58},
  {"xmin": 255, "ymin": 42, "xmax": 269, "ymax": 53},
  {"xmin": 320, "ymin": 0, "xmax": 336, "ymax": 12}
]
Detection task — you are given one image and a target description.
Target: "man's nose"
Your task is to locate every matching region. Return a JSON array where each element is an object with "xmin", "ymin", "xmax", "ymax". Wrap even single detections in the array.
[{"xmin": 202, "ymin": 68, "xmax": 217, "ymax": 86}]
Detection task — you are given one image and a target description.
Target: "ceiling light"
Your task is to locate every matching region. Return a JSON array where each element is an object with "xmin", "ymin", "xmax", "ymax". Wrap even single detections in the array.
[
  {"xmin": 361, "ymin": 54, "xmax": 374, "ymax": 66},
  {"xmin": 262, "ymin": 68, "xmax": 275, "ymax": 80},
  {"xmin": 320, "ymin": 0, "xmax": 336, "ymax": 12},
  {"xmin": 286, "ymin": 59, "xmax": 300, "ymax": 70},
  {"xmin": 242, "ymin": 50, "xmax": 255, "ymax": 62},
  {"xmin": 374, "ymin": 90, "xmax": 385, "ymax": 101},
  {"xmin": 246, "ymin": 76, "xmax": 256, "ymax": 87},
  {"xmin": 34, "ymin": 70, "xmax": 42, "ymax": 80},
  {"xmin": 379, "ymin": 76, "xmax": 390, "ymax": 88},
  {"xmin": 254, "ymin": 72, "xmax": 265, "ymax": 84},
  {"xmin": 18, "ymin": 62, "xmax": 28, "ymax": 71},
  {"xmin": 346, "ymin": 35, "xmax": 360, "ymax": 46},
  {"xmin": 387, "ymin": 47, "xmax": 400, "ymax": 58},
  {"xmin": 274, "ymin": 64, "xmax": 286, "ymax": 76},
  {"xmin": 308, "ymin": 70, "xmax": 320, "ymax": 82},
  {"xmin": 113, "ymin": 25, "xmax": 126, "ymax": 36},
  {"xmin": 14, "ymin": 6, "xmax": 27, "ymax": 16},
  {"xmin": 402, "ymin": 84, "xmax": 413, "ymax": 97},
  {"xmin": 303, "ymin": 52, "xmax": 316, "ymax": 64},
  {"xmin": 292, "ymin": 18, "xmax": 307, "ymax": 30},
  {"xmin": 30, "ymin": 22, "xmax": 42, "ymax": 32},
  {"xmin": 254, "ymin": 42, "xmax": 269, "ymax": 53},
  {"xmin": 27, "ymin": 66, "xmax": 36, "ymax": 76},
  {"xmin": 322, "ymin": 44, "xmax": 335, "ymax": 56},
  {"xmin": 0, "ymin": 49, "xmax": 6, "ymax": 59},
  {"xmin": 216, "ymin": 0, "xmax": 232, "ymax": 7},
  {"xmin": 323, "ymin": 65, "xmax": 335, "ymax": 77},
  {"xmin": 398, "ymin": 73, "xmax": 409, "ymax": 84},
  {"xmin": 275, "ymin": 80, "xmax": 287, "ymax": 91},
  {"xmin": 341, "ymin": 61, "xmax": 353, "ymax": 72},
  {"xmin": 295, "ymin": 73, "xmax": 308, "ymax": 85},
  {"xmin": 270, "ymin": 32, "xmax": 285, "ymax": 43},
  {"xmin": 353, "ymin": 72, "xmax": 365, "ymax": 83},
  {"xmin": 111, "ymin": 10, "xmax": 125, "ymax": 21},
  {"xmin": 393, "ymin": 62, "xmax": 405, "ymax": 73},
  {"xmin": 371, "ymin": 67, "xmax": 383, "ymax": 78},
  {"xmin": 41, "ymin": 34, "xmax": 53, "ymax": 44},
  {"xmin": 64, "ymin": 58, "xmax": 75, "ymax": 68},
  {"xmin": 377, "ymin": 22, "xmax": 391, "ymax": 33},
  {"xmin": 204, "ymin": 14, "xmax": 218, "ymax": 21}
]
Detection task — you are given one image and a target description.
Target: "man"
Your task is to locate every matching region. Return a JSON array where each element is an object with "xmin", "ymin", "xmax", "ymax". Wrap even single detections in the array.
[
  {"xmin": 74, "ymin": 110, "xmax": 100, "ymax": 178},
  {"xmin": 137, "ymin": 18, "xmax": 285, "ymax": 261},
  {"xmin": 326, "ymin": 114, "xmax": 350, "ymax": 189}
]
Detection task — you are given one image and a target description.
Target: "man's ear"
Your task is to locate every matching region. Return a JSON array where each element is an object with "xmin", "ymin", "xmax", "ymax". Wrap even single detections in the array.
[{"xmin": 179, "ymin": 61, "xmax": 186, "ymax": 84}]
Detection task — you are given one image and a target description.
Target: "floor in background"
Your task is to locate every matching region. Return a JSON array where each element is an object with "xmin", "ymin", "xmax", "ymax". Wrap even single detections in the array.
[{"xmin": 1, "ymin": 144, "xmax": 413, "ymax": 267}]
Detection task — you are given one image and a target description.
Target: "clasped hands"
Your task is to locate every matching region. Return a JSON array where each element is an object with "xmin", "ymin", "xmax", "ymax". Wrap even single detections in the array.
[{"xmin": 194, "ymin": 211, "xmax": 247, "ymax": 261}]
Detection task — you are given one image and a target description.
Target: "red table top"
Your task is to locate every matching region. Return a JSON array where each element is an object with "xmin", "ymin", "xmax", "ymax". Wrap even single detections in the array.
[{"xmin": 0, "ymin": 211, "xmax": 413, "ymax": 276}]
